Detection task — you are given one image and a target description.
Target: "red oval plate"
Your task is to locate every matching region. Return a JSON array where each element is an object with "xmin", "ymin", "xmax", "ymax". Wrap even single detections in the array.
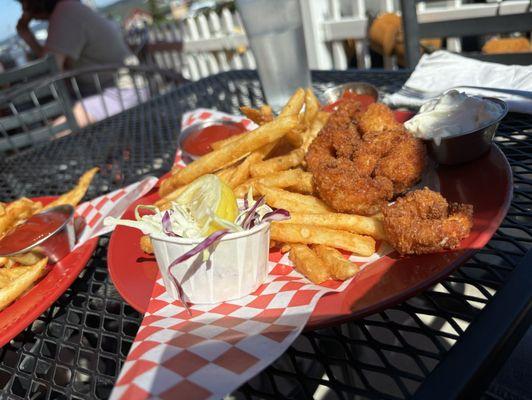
[
  {"xmin": 108, "ymin": 145, "xmax": 512, "ymax": 329},
  {"xmin": 0, "ymin": 197, "xmax": 99, "ymax": 347}
]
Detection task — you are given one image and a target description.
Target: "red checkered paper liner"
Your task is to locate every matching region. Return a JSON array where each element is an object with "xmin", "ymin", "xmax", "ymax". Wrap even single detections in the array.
[
  {"xmin": 111, "ymin": 243, "xmax": 392, "ymax": 400},
  {"xmin": 74, "ymin": 177, "xmax": 158, "ymax": 247},
  {"xmin": 173, "ymin": 108, "xmax": 258, "ymax": 168},
  {"xmin": 110, "ymin": 109, "xmax": 395, "ymax": 400}
]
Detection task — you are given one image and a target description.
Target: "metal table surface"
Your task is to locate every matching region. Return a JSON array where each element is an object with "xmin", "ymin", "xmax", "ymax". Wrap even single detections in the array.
[{"xmin": 0, "ymin": 70, "xmax": 530, "ymax": 400}]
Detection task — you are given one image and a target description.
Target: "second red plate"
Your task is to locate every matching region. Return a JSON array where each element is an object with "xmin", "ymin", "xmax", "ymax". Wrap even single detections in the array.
[{"xmin": 0, "ymin": 197, "xmax": 99, "ymax": 347}]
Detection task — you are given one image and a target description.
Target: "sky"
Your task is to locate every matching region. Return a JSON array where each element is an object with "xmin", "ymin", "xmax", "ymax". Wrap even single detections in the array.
[{"xmin": 0, "ymin": 0, "xmax": 119, "ymax": 41}]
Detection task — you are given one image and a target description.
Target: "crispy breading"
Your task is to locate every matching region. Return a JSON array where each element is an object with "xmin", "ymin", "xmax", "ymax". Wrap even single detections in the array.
[
  {"xmin": 306, "ymin": 99, "xmax": 426, "ymax": 215},
  {"xmin": 382, "ymin": 188, "xmax": 473, "ymax": 255}
]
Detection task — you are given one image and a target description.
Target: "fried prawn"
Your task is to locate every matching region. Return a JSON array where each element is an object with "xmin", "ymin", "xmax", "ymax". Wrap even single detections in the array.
[
  {"xmin": 382, "ymin": 188, "xmax": 473, "ymax": 255},
  {"xmin": 306, "ymin": 101, "xmax": 426, "ymax": 215}
]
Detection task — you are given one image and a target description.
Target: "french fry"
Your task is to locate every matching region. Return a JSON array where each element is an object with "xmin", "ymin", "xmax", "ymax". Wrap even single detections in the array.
[
  {"xmin": 140, "ymin": 235, "xmax": 154, "ymax": 254},
  {"xmin": 4, "ymin": 258, "xmax": 16, "ymax": 268},
  {"xmin": 234, "ymin": 169, "xmax": 314, "ymax": 198},
  {"xmin": 313, "ymin": 245, "xmax": 359, "ymax": 280},
  {"xmin": 8, "ymin": 252, "xmax": 44, "ymax": 266},
  {"xmin": 279, "ymin": 88, "xmax": 306, "ymax": 117},
  {"xmin": 271, "ymin": 223, "xmax": 375, "ymax": 256},
  {"xmin": 240, "ymin": 106, "xmax": 263, "ymax": 125},
  {"xmin": 200, "ymin": 128, "xmax": 274, "ymax": 166},
  {"xmin": 227, "ymin": 151, "xmax": 263, "ymax": 189},
  {"xmin": 0, "ymin": 198, "xmax": 42, "ymax": 239},
  {"xmin": 227, "ymin": 160, "xmax": 251, "ymax": 190},
  {"xmin": 240, "ymin": 106, "xmax": 274, "ymax": 126},
  {"xmin": 289, "ymin": 244, "xmax": 329, "ymax": 284},
  {"xmin": 302, "ymin": 111, "xmax": 329, "ymax": 152},
  {"xmin": 285, "ymin": 128, "xmax": 305, "ymax": 148},
  {"xmin": 43, "ymin": 167, "xmax": 99, "ymax": 210},
  {"xmin": 210, "ymin": 132, "xmax": 246, "ymax": 151},
  {"xmin": 255, "ymin": 184, "xmax": 332, "ymax": 213},
  {"xmin": 250, "ymin": 148, "xmax": 305, "ymax": 178},
  {"xmin": 197, "ymin": 137, "xmax": 274, "ymax": 175},
  {"xmin": 160, "ymin": 116, "xmax": 298, "ymax": 196},
  {"xmin": 255, "ymin": 141, "xmax": 278, "ymax": 160},
  {"xmin": 304, "ymin": 88, "xmax": 320, "ymax": 126},
  {"xmin": 278, "ymin": 212, "xmax": 385, "ymax": 239},
  {"xmin": 260, "ymin": 105, "xmax": 274, "ymax": 122},
  {"xmin": 216, "ymin": 165, "xmax": 237, "ymax": 185},
  {"xmin": 264, "ymin": 197, "xmax": 314, "ymax": 214},
  {"xmin": 0, "ymin": 257, "xmax": 7, "ymax": 267},
  {"xmin": 0, "ymin": 257, "xmax": 48, "ymax": 311},
  {"xmin": 286, "ymin": 171, "xmax": 314, "ymax": 194},
  {"xmin": 279, "ymin": 88, "xmax": 307, "ymax": 147}
]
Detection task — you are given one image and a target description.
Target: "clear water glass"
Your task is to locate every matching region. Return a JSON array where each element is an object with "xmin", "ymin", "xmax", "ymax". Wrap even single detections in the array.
[{"xmin": 236, "ymin": 0, "xmax": 311, "ymax": 111}]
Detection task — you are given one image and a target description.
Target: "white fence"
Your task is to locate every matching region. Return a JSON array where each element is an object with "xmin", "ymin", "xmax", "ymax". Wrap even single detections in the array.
[{"xmin": 134, "ymin": 0, "xmax": 531, "ymax": 80}]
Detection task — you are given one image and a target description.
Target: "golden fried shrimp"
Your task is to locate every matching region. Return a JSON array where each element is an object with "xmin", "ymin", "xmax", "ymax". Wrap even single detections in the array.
[
  {"xmin": 306, "ymin": 99, "xmax": 425, "ymax": 215},
  {"xmin": 325, "ymin": 98, "xmax": 362, "ymax": 131},
  {"xmin": 383, "ymin": 188, "xmax": 473, "ymax": 255},
  {"xmin": 375, "ymin": 134, "xmax": 426, "ymax": 194},
  {"xmin": 306, "ymin": 105, "xmax": 361, "ymax": 172},
  {"xmin": 358, "ymin": 103, "xmax": 402, "ymax": 136},
  {"xmin": 312, "ymin": 161, "xmax": 393, "ymax": 215}
]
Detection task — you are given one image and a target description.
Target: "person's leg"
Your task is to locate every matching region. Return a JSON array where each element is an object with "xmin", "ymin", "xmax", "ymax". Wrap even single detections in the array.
[
  {"xmin": 51, "ymin": 101, "xmax": 95, "ymax": 138},
  {"xmin": 52, "ymin": 86, "xmax": 149, "ymax": 136},
  {"xmin": 72, "ymin": 101, "xmax": 95, "ymax": 127}
]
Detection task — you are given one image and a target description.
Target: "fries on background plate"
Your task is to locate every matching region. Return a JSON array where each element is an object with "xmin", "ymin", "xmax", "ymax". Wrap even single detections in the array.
[{"xmin": 0, "ymin": 168, "xmax": 98, "ymax": 310}]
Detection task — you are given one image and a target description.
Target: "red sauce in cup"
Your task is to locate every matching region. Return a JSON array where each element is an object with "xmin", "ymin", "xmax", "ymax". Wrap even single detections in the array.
[
  {"xmin": 0, "ymin": 212, "xmax": 66, "ymax": 255},
  {"xmin": 322, "ymin": 90, "xmax": 376, "ymax": 113},
  {"xmin": 182, "ymin": 122, "xmax": 248, "ymax": 156}
]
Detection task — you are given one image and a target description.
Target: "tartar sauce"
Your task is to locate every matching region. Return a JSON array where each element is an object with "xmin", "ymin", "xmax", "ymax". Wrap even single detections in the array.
[{"xmin": 405, "ymin": 90, "xmax": 503, "ymax": 144}]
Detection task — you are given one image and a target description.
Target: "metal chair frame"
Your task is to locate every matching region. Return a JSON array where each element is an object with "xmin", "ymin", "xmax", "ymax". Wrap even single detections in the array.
[{"xmin": 0, "ymin": 64, "xmax": 188, "ymax": 155}]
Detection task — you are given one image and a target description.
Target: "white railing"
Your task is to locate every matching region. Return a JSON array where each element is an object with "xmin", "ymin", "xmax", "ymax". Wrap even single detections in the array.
[
  {"xmin": 134, "ymin": 0, "xmax": 530, "ymax": 80},
  {"xmin": 302, "ymin": 0, "xmax": 370, "ymax": 70}
]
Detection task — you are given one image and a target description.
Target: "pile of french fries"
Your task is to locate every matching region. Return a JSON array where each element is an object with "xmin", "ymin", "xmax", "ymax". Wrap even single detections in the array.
[
  {"xmin": 0, "ymin": 168, "xmax": 98, "ymax": 310},
  {"xmin": 155, "ymin": 88, "xmax": 385, "ymax": 284}
]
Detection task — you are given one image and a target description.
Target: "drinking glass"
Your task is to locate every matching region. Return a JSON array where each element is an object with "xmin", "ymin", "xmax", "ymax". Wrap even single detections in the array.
[{"xmin": 236, "ymin": 0, "xmax": 311, "ymax": 111}]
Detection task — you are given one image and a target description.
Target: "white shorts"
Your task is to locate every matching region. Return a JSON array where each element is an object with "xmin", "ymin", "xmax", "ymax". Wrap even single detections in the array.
[{"xmin": 80, "ymin": 87, "xmax": 149, "ymax": 122}]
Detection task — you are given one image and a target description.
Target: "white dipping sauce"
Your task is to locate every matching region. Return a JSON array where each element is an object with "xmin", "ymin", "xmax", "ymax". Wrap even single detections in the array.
[{"xmin": 404, "ymin": 90, "xmax": 503, "ymax": 144}]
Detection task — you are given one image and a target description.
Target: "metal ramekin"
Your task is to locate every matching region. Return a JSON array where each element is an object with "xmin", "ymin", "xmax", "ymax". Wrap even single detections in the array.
[
  {"xmin": 423, "ymin": 97, "xmax": 508, "ymax": 165},
  {"xmin": 178, "ymin": 119, "xmax": 246, "ymax": 164},
  {"xmin": 320, "ymin": 82, "xmax": 380, "ymax": 105},
  {"xmin": 0, "ymin": 204, "xmax": 76, "ymax": 264}
]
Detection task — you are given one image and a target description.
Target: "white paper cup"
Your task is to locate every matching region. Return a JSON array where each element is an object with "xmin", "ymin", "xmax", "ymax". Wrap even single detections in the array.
[{"xmin": 150, "ymin": 222, "xmax": 270, "ymax": 304}]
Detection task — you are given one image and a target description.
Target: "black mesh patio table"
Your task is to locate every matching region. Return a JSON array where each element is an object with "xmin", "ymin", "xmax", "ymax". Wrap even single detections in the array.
[{"xmin": 0, "ymin": 70, "xmax": 530, "ymax": 400}]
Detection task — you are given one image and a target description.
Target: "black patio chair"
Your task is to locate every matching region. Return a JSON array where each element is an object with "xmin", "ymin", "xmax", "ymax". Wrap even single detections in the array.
[
  {"xmin": 0, "ymin": 55, "xmax": 77, "ymax": 154},
  {"xmin": 0, "ymin": 64, "xmax": 188, "ymax": 155},
  {"xmin": 399, "ymin": 0, "xmax": 532, "ymax": 68},
  {"xmin": 0, "ymin": 54, "xmax": 59, "ymax": 89}
]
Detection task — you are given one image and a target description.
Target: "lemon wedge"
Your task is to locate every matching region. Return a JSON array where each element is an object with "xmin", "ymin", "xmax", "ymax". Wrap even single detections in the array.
[{"xmin": 175, "ymin": 174, "xmax": 238, "ymax": 235}]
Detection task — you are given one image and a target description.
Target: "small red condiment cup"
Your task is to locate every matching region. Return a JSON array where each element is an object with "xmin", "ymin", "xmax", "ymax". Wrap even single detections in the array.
[
  {"xmin": 0, "ymin": 205, "xmax": 76, "ymax": 264},
  {"xmin": 178, "ymin": 119, "xmax": 248, "ymax": 163}
]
